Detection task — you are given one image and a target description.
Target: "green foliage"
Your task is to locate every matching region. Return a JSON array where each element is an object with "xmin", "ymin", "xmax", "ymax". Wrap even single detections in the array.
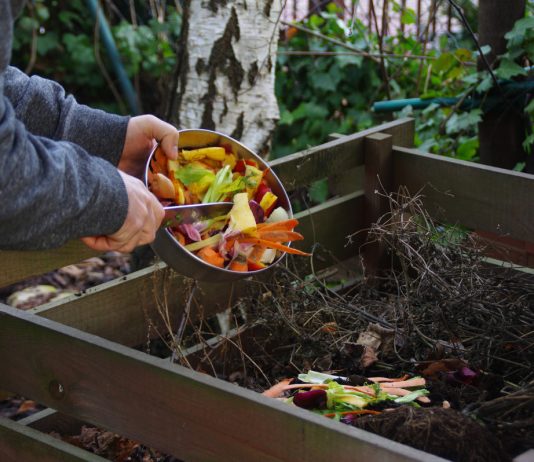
[
  {"xmin": 272, "ymin": 2, "xmax": 484, "ymax": 168},
  {"xmin": 12, "ymin": 1, "xmax": 181, "ymax": 114},
  {"xmin": 113, "ymin": 13, "xmax": 181, "ymax": 78},
  {"xmin": 273, "ymin": 7, "xmax": 380, "ymax": 159}
]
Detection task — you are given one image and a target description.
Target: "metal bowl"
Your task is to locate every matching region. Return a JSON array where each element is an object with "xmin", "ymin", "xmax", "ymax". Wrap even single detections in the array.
[{"xmin": 144, "ymin": 129, "xmax": 292, "ymax": 282}]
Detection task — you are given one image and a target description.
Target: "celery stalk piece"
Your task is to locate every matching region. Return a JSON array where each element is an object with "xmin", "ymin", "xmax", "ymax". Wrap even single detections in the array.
[{"xmin": 184, "ymin": 233, "xmax": 222, "ymax": 252}]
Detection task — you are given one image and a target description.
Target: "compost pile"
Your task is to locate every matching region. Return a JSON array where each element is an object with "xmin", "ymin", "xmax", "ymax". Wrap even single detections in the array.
[{"xmin": 166, "ymin": 189, "xmax": 533, "ymax": 462}]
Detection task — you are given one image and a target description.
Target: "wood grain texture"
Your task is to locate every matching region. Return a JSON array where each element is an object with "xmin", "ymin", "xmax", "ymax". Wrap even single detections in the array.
[
  {"xmin": 0, "ymin": 241, "xmax": 98, "ymax": 288},
  {"xmin": 364, "ymin": 133, "xmax": 394, "ymax": 273},
  {"xmin": 294, "ymin": 190, "xmax": 366, "ymax": 268},
  {"xmin": 30, "ymin": 263, "xmax": 176, "ymax": 347},
  {"xmin": 392, "ymin": 146, "xmax": 534, "ymax": 242},
  {"xmin": 31, "ymin": 263, "xmax": 238, "ymax": 348},
  {"xmin": 27, "ymin": 193, "xmax": 367, "ymax": 346},
  {"xmin": 0, "ymin": 305, "xmax": 444, "ymax": 462},
  {"xmin": 0, "ymin": 416, "xmax": 105, "ymax": 462},
  {"xmin": 270, "ymin": 118, "xmax": 414, "ymax": 192}
]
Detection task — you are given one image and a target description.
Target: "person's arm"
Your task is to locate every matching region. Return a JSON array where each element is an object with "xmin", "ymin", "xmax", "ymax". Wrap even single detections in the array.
[
  {"xmin": 4, "ymin": 65, "xmax": 129, "ymax": 165},
  {"xmin": 0, "ymin": 97, "xmax": 129, "ymax": 249}
]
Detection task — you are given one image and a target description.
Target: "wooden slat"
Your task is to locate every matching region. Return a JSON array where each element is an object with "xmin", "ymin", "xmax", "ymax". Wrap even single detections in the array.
[
  {"xmin": 19, "ymin": 408, "xmax": 84, "ymax": 436},
  {"xmin": 0, "ymin": 241, "xmax": 98, "ymax": 288},
  {"xmin": 363, "ymin": 133, "xmax": 394, "ymax": 273},
  {"xmin": 0, "ymin": 305, "xmax": 445, "ymax": 462},
  {"xmin": 30, "ymin": 263, "xmax": 177, "ymax": 347},
  {"xmin": 270, "ymin": 118, "xmax": 415, "ymax": 192},
  {"xmin": 0, "ymin": 416, "xmax": 106, "ymax": 462},
  {"xmin": 328, "ymin": 120, "xmax": 414, "ymax": 197},
  {"xmin": 31, "ymin": 262, "xmax": 236, "ymax": 348},
  {"xmin": 294, "ymin": 191, "xmax": 366, "ymax": 268},
  {"xmin": 392, "ymin": 146, "xmax": 534, "ymax": 243}
]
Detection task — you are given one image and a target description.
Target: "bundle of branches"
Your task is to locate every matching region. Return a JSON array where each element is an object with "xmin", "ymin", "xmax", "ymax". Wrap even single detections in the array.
[
  {"xmin": 472, "ymin": 380, "xmax": 534, "ymax": 456},
  {"xmin": 358, "ymin": 188, "xmax": 534, "ymax": 387},
  {"xmin": 165, "ymin": 188, "xmax": 533, "ymax": 393}
]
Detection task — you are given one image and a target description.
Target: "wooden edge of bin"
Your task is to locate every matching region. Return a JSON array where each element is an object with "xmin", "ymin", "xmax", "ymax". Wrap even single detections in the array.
[
  {"xmin": 0, "ymin": 240, "xmax": 99, "ymax": 288},
  {"xmin": 0, "ymin": 416, "xmax": 107, "ymax": 462},
  {"xmin": 0, "ymin": 304, "xmax": 446, "ymax": 462},
  {"xmin": 271, "ymin": 117, "xmax": 414, "ymax": 191},
  {"xmin": 392, "ymin": 145, "xmax": 534, "ymax": 244}
]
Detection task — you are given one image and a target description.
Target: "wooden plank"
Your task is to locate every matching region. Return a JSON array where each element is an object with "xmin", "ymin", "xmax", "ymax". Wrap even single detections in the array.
[
  {"xmin": 0, "ymin": 240, "xmax": 98, "ymax": 288},
  {"xmin": 28, "ymin": 193, "xmax": 366, "ymax": 344},
  {"xmin": 270, "ymin": 118, "xmax": 415, "ymax": 192},
  {"xmin": 329, "ymin": 121, "xmax": 413, "ymax": 197},
  {"xmin": 19, "ymin": 408, "xmax": 85, "ymax": 436},
  {"xmin": 29, "ymin": 263, "xmax": 177, "ymax": 347},
  {"xmin": 0, "ymin": 305, "xmax": 445, "ymax": 462},
  {"xmin": 363, "ymin": 133, "xmax": 394, "ymax": 273},
  {"xmin": 31, "ymin": 262, "xmax": 235, "ymax": 348},
  {"xmin": 392, "ymin": 146, "xmax": 534, "ymax": 243},
  {"xmin": 0, "ymin": 416, "xmax": 106, "ymax": 462},
  {"xmin": 294, "ymin": 191, "xmax": 366, "ymax": 271}
]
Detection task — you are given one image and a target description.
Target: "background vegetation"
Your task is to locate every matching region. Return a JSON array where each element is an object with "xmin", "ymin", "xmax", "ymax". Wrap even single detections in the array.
[{"xmin": 11, "ymin": 1, "xmax": 533, "ymax": 170}]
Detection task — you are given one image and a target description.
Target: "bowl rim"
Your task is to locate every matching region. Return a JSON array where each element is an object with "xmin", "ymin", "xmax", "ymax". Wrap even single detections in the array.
[{"xmin": 144, "ymin": 128, "xmax": 293, "ymax": 278}]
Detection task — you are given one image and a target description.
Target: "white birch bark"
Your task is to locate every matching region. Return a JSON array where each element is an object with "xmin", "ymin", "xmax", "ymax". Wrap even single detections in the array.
[{"xmin": 172, "ymin": 0, "xmax": 281, "ymax": 155}]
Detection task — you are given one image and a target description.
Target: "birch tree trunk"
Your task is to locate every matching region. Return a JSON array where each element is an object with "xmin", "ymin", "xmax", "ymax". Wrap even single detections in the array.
[{"xmin": 171, "ymin": 1, "xmax": 282, "ymax": 156}]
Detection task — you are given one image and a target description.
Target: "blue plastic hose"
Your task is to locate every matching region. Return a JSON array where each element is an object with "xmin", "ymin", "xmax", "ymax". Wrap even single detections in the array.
[{"xmin": 86, "ymin": 0, "xmax": 140, "ymax": 115}]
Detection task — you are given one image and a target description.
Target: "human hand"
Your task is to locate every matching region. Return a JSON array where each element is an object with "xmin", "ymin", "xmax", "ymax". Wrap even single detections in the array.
[
  {"xmin": 118, "ymin": 115, "xmax": 179, "ymax": 177},
  {"xmin": 81, "ymin": 171, "xmax": 165, "ymax": 253}
]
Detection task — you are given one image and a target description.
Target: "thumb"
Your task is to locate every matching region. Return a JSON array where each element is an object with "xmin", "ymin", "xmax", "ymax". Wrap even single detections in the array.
[
  {"xmin": 153, "ymin": 121, "xmax": 179, "ymax": 160},
  {"xmin": 81, "ymin": 236, "xmax": 115, "ymax": 252}
]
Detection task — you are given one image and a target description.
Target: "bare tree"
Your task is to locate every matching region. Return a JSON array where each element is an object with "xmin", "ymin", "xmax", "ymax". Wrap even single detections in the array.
[{"xmin": 170, "ymin": 1, "xmax": 282, "ymax": 156}]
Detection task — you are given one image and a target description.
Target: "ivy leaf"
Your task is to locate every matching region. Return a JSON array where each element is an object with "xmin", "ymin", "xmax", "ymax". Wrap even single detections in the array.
[
  {"xmin": 523, "ymin": 133, "xmax": 534, "ymax": 154},
  {"xmin": 456, "ymin": 136, "xmax": 479, "ymax": 161},
  {"xmin": 401, "ymin": 8, "xmax": 417, "ymax": 25},
  {"xmin": 474, "ymin": 45, "xmax": 492, "ymax": 57},
  {"xmin": 279, "ymin": 110, "xmax": 294, "ymax": 126},
  {"xmin": 476, "ymin": 74, "xmax": 493, "ymax": 93},
  {"xmin": 505, "ymin": 17, "xmax": 534, "ymax": 39},
  {"xmin": 308, "ymin": 178, "xmax": 329, "ymax": 204},
  {"xmin": 495, "ymin": 58, "xmax": 527, "ymax": 80},
  {"xmin": 433, "ymin": 52, "xmax": 455, "ymax": 74},
  {"xmin": 291, "ymin": 102, "xmax": 329, "ymax": 122},
  {"xmin": 311, "ymin": 72, "xmax": 337, "ymax": 92},
  {"xmin": 446, "ymin": 109, "xmax": 482, "ymax": 135},
  {"xmin": 454, "ymin": 48, "xmax": 472, "ymax": 63}
]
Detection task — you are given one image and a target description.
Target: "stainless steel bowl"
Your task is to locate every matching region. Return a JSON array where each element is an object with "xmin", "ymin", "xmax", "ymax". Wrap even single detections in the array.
[{"xmin": 144, "ymin": 129, "xmax": 292, "ymax": 282}]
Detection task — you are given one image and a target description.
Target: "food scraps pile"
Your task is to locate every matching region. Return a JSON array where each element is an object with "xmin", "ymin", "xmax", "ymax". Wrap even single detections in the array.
[
  {"xmin": 262, "ymin": 370, "xmax": 431, "ymax": 422},
  {"xmin": 147, "ymin": 145, "xmax": 309, "ymax": 271}
]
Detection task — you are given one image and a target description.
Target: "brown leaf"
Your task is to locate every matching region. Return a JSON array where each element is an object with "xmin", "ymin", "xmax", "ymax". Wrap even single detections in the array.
[{"xmin": 360, "ymin": 345, "xmax": 378, "ymax": 368}]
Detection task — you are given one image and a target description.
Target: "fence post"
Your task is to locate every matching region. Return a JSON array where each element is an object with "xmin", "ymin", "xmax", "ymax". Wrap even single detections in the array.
[{"xmin": 363, "ymin": 132, "xmax": 393, "ymax": 276}]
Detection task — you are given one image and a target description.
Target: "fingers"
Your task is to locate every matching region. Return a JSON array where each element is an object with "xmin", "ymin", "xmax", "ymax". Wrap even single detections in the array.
[
  {"xmin": 81, "ymin": 172, "xmax": 165, "ymax": 253},
  {"xmin": 144, "ymin": 115, "xmax": 179, "ymax": 160}
]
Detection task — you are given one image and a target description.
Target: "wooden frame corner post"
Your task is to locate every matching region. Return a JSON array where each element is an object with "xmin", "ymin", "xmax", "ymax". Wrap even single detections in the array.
[{"xmin": 363, "ymin": 132, "xmax": 394, "ymax": 275}]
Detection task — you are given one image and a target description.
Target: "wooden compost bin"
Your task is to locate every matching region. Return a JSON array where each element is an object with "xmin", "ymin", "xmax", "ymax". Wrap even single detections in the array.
[{"xmin": 1, "ymin": 118, "xmax": 533, "ymax": 462}]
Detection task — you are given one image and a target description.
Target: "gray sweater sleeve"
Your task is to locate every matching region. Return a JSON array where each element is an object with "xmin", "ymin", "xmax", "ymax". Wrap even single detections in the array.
[
  {"xmin": 4, "ymin": 65, "xmax": 129, "ymax": 166},
  {"xmin": 0, "ymin": 0, "xmax": 129, "ymax": 250}
]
